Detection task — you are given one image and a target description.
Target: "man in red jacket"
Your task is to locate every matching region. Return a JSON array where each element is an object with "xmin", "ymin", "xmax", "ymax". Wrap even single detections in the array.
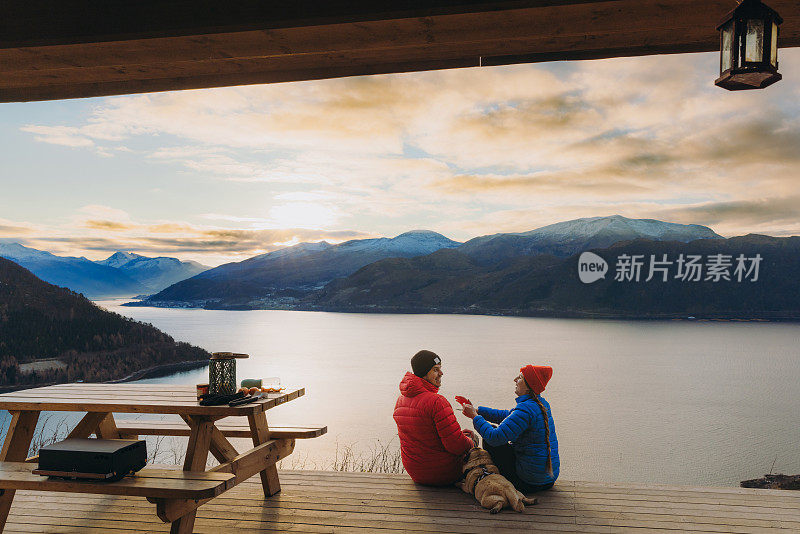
[{"xmin": 393, "ymin": 350, "xmax": 475, "ymax": 485}]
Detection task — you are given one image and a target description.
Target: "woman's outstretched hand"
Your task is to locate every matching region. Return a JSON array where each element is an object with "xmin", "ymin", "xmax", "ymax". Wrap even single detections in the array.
[{"xmin": 461, "ymin": 403, "xmax": 477, "ymax": 419}]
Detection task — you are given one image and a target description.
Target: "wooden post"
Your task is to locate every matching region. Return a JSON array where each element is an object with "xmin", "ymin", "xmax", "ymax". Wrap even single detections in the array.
[
  {"xmin": 95, "ymin": 413, "xmax": 122, "ymax": 439},
  {"xmin": 69, "ymin": 412, "xmax": 112, "ymax": 438},
  {"xmin": 248, "ymin": 409, "xmax": 281, "ymax": 497},
  {"xmin": 208, "ymin": 426, "xmax": 239, "ymax": 464},
  {"xmin": 0, "ymin": 410, "xmax": 40, "ymax": 530},
  {"xmin": 180, "ymin": 415, "xmax": 238, "ymax": 465},
  {"xmin": 170, "ymin": 416, "xmax": 213, "ymax": 534}
]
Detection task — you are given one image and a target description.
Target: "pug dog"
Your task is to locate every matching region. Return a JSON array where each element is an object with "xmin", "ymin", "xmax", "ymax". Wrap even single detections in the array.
[{"xmin": 457, "ymin": 447, "xmax": 538, "ymax": 513}]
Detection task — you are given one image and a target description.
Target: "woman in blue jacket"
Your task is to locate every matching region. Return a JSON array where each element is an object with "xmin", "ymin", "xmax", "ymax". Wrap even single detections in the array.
[{"xmin": 461, "ymin": 365, "xmax": 559, "ymax": 492}]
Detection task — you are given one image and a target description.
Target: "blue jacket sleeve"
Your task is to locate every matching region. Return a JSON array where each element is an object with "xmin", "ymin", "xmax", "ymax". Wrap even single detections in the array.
[
  {"xmin": 473, "ymin": 407, "xmax": 533, "ymax": 447},
  {"xmin": 476, "ymin": 406, "xmax": 510, "ymax": 424}
]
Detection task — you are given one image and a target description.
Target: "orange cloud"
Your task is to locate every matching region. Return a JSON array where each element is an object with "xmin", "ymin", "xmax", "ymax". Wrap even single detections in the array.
[
  {"xmin": 0, "ymin": 224, "xmax": 33, "ymax": 236},
  {"xmin": 83, "ymin": 220, "xmax": 137, "ymax": 231}
]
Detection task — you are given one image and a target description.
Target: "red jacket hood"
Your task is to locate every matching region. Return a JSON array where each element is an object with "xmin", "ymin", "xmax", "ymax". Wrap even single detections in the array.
[{"xmin": 399, "ymin": 371, "xmax": 438, "ymax": 397}]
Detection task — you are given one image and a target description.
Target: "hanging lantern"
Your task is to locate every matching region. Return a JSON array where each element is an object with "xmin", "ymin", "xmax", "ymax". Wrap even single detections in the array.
[{"xmin": 716, "ymin": 0, "xmax": 783, "ymax": 90}]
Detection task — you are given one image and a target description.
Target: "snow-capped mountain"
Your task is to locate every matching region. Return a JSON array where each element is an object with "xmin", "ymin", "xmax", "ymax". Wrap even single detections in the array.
[
  {"xmin": 337, "ymin": 230, "xmax": 460, "ymax": 255},
  {"xmin": 0, "ymin": 242, "xmax": 55, "ymax": 262},
  {"xmin": 0, "ymin": 242, "xmax": 141, "ymax": 298},
  {"xmin": 146, "ymin": 230, "xmax": 462, "ymax": 304},
  {"xmin": 97, "ymin": 251, "xmax": 144, "ymax": 269},
  {"xmin": 520, "ymin": 215, "xmax": 720, "ymax": 242},
  {"xmin": 458, "ymin": 215, "xmax": 723, "ymax": 264},
  {"xmin": 95, "ymin": 252, "xmax": 208, "ymax": 293},
  {"xmin": 0, "ymin": 243, "xmax": 209, "ymax": 298}
]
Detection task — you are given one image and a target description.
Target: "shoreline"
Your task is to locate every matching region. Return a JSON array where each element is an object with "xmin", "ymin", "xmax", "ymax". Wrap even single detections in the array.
[
  {"xmin": 0, "ymin": 359, "xmax": 208, "ymax": 394},
  {"xmin": 108, "ymin": 359, "xmax": 208, "ymax": 383},
  {"xmin": 121, "ymin": 300, "xmax": 800, "ymax": 322}
]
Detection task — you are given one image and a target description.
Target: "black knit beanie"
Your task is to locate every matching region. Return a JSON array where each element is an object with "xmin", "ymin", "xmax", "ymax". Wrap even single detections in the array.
[{"xmin": 411, "ymin": 350, "xmax": 441, "ymax": 377}]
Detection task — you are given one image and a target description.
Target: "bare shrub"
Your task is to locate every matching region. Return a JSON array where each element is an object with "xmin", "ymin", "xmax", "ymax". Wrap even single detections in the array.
[
  {"xmin": 29, "ymin": 414, "xmax": 71, "ymax": 456},
  {"xmin": 332, "ymin": 439, "xmax": 404, "ymax": 474}
]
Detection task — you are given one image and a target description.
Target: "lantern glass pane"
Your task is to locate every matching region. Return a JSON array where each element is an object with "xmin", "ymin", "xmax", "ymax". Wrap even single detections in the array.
[
  {"xmin": 721, "ymin": 22, "xmax": 734, "ymax": 72},
  {"xmin": 771, "ymin": 22, "xmax": 778, "ymax": 67},
  {"xmin": 745, "ymin": 19, "xmax": 764, "ymax": 63},
  {"xmin": 209, "ymin": 358, "xmax": 237, "ymax": 394}
]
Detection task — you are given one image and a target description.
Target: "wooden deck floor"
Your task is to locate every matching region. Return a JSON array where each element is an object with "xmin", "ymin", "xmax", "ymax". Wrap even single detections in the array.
[{"xmin": 5, "ymin": 470, "xmax": 800, "ymax": 533}]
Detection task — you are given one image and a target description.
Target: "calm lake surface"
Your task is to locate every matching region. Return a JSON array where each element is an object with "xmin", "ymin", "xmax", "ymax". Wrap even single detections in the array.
[{"xmin": 8, "ymin": 301, "xmax": 800, "ymax": 487}]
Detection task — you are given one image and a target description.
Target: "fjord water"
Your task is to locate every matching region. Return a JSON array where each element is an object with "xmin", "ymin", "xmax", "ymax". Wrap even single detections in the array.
[{"xmin": 96, "ymin": 303, "xmax": 800, "ymax": 485}]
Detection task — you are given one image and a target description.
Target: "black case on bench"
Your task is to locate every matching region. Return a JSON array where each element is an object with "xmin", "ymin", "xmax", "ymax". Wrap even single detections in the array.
[{"xmin": 34, "ymin": 438, "xmax": 147, "ymax": 482}]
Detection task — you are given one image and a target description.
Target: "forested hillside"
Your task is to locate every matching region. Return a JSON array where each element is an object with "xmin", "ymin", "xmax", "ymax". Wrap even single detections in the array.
[{"xmin": 0, "ymin": 257, "xmax": 209, "ymax": 386}]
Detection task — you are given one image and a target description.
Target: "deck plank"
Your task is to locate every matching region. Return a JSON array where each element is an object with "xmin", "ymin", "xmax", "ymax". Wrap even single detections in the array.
[
  {"xmin": 15, "ymin": 492, "xmax": 798, "ymax": 522},
  {"xmin": 5, "ymin": 470, "xmax": 799, "ymax": 533}
]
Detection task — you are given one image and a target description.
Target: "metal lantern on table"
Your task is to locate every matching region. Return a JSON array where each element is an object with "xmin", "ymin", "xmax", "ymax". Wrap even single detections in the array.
[
  {"xmin": 716, "ymin": 0, "xmax": 783, "ymax": 90},
  {"xmin": 209, "ymin": 352, "xmax": 249, "ymax": 394}
]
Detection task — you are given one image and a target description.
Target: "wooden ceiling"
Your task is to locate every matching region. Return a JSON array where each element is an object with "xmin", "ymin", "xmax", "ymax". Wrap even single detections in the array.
[{"xmin": 2, "ymin": 0, "xmax": 799, "ymax": 102}]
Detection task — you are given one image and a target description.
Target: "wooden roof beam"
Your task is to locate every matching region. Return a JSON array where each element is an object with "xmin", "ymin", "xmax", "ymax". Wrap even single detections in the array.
[{"xmin": 1, "ymin": 0, "xmax": 799, "ymax": 102}]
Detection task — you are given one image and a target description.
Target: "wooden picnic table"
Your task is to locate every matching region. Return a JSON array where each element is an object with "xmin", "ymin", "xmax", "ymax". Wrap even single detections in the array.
[{"xmin": 0, "ymin": 383, "xmax": 315, "ymax": 533}]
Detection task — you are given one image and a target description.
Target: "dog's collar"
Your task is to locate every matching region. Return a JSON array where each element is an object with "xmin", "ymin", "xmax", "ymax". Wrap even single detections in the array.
[{"xmin": 467, "ymin": 464, "xmax": 495, "ymax": 494}]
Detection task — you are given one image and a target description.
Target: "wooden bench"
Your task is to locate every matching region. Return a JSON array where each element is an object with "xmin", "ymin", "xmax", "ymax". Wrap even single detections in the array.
[
  {"xmin": 0, "ymin": 461, "xmax": 234, "ymax": 500},
  {"xmin": 0, "ymin": 385, "xmax": 317, "ymax": 534},
  {"xmin": 115, "ymin": 420, "xmax": 327, "ymax": 440}
]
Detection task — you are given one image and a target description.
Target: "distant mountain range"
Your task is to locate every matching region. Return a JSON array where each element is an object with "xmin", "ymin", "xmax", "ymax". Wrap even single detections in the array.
[
  {"xmin": 0, "ymin": 257, "xmax": 209, "ymax": 388},
  {"xmin": 142, "ymin": 230, "xmax": 461, "ymax": 307},
  {"xmin": 136, "ymin": 215, "xmax": 726, "ymax": 311},
  {"xmin": 0, "ymin": 243, "xmax": 208, "ymax": 298},
  {"xmin": 309, "ymin": 234, "xmax": 800, "ymax": 319},
  {"xmin": 7, "ymin": 215, "xmax": 795, "ymax": 319}
]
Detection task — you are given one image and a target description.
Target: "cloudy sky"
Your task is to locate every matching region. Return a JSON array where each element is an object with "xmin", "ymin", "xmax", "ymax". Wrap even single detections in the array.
[{"xmin": 2, "ymin": 49, "xmax": 800, "ymax": 266}]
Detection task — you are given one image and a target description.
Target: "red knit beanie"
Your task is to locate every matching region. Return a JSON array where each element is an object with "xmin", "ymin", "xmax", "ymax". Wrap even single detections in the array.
[{"xmin": 520, "ymin": 365, "xmax": 552, "ymax": 395}]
